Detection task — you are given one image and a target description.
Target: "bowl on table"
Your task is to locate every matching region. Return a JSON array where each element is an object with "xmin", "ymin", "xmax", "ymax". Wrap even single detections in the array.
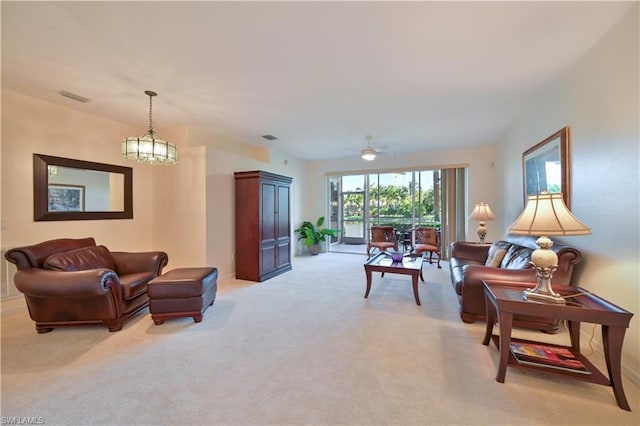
[{"xmin": 390, "ymin": 251, "xmax": 404, "ymax": 262}]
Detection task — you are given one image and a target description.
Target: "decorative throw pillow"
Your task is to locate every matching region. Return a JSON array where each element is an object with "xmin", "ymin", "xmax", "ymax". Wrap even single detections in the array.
[
  {"xmin": 485, "ymin": 245, "xmax": 507, "ymax": 268},
  {"xmin": 44, "ymin": 245, "xmax": 115, "ymax": 272}
]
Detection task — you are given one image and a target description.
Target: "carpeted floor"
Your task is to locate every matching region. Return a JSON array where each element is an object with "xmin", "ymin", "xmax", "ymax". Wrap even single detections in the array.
[{"xmin": 1, "ymin": 253, "xmax": 638, "ymax": 425}]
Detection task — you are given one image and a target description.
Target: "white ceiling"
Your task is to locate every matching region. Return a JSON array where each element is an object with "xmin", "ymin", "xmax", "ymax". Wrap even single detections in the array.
[{"xmin": 1, "ymin": 1, "xmax": 633, "ymax": 161}]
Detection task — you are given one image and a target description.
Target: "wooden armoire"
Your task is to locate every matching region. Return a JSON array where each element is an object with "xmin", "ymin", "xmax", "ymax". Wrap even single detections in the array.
[{"xmin": 234, "ymin": 171, "xmax": 293, "ymax": 281}]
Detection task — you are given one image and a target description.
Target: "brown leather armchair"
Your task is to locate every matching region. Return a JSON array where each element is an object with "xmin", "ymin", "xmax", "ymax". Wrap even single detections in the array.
[
  {"xmin": 367, "ymin": 226, "xmax": 398, "ymax": 259},
  {"xmin": 5, "ymin": 237, "xmax": 168, "ymax": 333}
]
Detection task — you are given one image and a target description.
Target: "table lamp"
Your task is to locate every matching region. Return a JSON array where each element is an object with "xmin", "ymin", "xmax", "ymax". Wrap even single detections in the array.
[
  {"xmin": 469, "ymin": 202, "xmax": 495, "ymax": 243},
  {"xmin": 508, "ymin": 192, "xmax": 591, "ymax": 304}
]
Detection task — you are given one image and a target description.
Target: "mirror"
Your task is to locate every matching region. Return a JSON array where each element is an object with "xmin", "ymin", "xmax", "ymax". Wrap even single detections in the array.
[{"xmin": 33, "ymin": 154, "xmax": 133, "ymax": 221}]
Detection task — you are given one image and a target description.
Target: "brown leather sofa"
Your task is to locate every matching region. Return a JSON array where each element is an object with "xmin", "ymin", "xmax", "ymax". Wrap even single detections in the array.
[
  {"xmin": 449, "ymin": 235, "xmax": 582, "ymax": 333},
  {"xmin": 5, "ymin": 237, "xmax": 168, "ymax": 333}
]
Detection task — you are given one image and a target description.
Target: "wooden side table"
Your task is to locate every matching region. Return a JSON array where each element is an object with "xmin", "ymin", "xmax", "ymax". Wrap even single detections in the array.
[{"xmin": 481, "ymin": 280, "xmax": 634, "ymax": 411}]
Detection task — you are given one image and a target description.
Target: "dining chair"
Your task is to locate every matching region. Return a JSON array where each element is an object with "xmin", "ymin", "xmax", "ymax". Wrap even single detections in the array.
[
  {"xmin": 367, "ymin": 226, "xmax": 398, "ymax": 259},
  {"xmin": 413, "ymin": 227, "xmax": 441, "ymax": 268}
]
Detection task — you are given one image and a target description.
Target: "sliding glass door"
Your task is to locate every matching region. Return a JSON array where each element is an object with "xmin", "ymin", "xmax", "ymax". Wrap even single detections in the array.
[
  {"xmin": 340, "ymin": 175, "xmax": 367, "ymax": 244},
  {"xmin": 414, "ymin": 170, "xmax": 440, "ymax": 227},
  {"xmin": 367, "ymin": 171, "xmax": 439, "ymax": 229},
  {"xmin": 368, "ymin": 172, "xmax": 414, "ymax": 232},
  {"xmin": 329, "ymin": 169, "xmax": 454, "ymax": 252}
]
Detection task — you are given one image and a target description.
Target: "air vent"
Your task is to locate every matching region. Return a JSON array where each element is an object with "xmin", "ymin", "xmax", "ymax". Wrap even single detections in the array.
[
  {"xmin": 59, "ymin": 90, "xmax": 90, "ymax": 103},
  {"xmin": 261, "ymin": 134, "xmax": 277, "ymax": 141}
]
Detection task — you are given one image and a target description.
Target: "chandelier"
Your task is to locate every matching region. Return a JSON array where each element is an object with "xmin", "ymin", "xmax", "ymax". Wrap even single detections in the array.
[{"xmin": 122, "ymin": 90, "xmax": 177, "ymax": 164}]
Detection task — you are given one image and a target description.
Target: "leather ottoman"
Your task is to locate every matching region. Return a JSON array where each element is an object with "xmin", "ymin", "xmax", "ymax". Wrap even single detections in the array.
[{"xmin": 147, "ymin": 267, "xmax": 218, "ymax": 325}]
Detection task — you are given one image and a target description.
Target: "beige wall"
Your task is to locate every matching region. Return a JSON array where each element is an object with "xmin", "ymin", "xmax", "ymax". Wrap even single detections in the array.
[
  {"xmin": 0, "ymin": 90, "xmax": 308, "ymax": 290},
  {"xmin": 151, "ymin": 143, "xmax": 208, "ymax": 271},
  {"xmin": 494, "ymin": 6, "xmax": 639, "ymax": 382},
  {"xmin": 306, "ymin": 145, "xmax": 498, "ymax": 245},
  {"xmin": 0, "ymin": 90, "xmax": 158, "ymax": 252},
  {"xmin": 184, "ymin": 129, "xmax": 305, "ymax": 277},
  {"xmin": 0, "ymin": 89, "xmax": 307, "ymax": 290}
]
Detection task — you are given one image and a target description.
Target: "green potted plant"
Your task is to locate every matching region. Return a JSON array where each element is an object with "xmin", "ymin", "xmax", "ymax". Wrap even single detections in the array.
[{"xmin": 294, "ymin": 216, "xmax": 338, "ymax": 255}]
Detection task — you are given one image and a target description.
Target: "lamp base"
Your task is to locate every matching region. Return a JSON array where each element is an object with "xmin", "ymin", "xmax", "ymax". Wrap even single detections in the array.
[
  {"xmin": 477, "ymin": 222, "xmax": 487, "ymax": 244},
  {"xmin": 522, "ymin": 253, "xmax": 566, "ymax": 305},
  {"xmin": 523, "ymin": 289, "xmax": 566, "ymax": 304}
]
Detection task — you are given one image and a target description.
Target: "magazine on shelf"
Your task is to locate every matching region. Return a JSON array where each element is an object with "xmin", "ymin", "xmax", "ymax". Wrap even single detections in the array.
[{"xmin": 509, "ymin": 341, "xmax": 591, "ymax": 375}]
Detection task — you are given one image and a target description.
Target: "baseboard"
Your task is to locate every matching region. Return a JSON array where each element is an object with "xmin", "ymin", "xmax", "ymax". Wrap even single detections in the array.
[
  {"xmin": 582, "ymin": 326, "xmax": 640, "ymax": 387},
  {"xmin": 219, "ymin": 271, "xmax": 236, "ymax": 282},
  {"xmin": 0, "ymin": 295, "xmax": 26, "ymax": 314}
]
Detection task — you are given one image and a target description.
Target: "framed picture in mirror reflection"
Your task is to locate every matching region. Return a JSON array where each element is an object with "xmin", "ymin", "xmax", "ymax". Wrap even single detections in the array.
[{"xmin": 48, "ymin": 184, "xmax": 85, "ymax": 212}]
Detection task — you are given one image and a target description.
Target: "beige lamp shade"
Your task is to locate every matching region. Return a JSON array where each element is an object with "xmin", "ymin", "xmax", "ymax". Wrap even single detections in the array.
[
  {"xmin": 469, "ymin": 202, "xmax": 496, "ymax": 221},
  {"xmin": 508, "ymin": 192, "xmax": 590, "ymax": 304},
  {"xmin": 469, "ymin": 202, "xmax": 495, "ymax": 243},
  {"xmin": 509, "ymin": 193, "xmax": 591, "ymax": 236}
]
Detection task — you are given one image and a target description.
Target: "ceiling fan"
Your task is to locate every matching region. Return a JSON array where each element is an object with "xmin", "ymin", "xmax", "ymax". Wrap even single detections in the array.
[{"xmin": 361, "ymin": 135, "xmax": 388, "ymax": 161}]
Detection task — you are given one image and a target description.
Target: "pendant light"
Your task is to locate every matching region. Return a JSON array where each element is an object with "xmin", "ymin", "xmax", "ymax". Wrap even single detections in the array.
[{"xmin": 122, "ymin": 90, "xmax": 177, "ymax": 164}]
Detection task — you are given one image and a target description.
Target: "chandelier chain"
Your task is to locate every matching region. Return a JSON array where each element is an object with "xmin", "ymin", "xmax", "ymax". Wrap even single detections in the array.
[{"xmin": 148, "ymin": 94, "xmax": 154, "ymax": 135}]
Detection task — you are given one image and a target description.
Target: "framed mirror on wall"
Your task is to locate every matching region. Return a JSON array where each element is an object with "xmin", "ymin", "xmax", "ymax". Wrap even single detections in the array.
[{"xmin": 33, "ymin": 154, "xmax": 133, "ymax": 221}]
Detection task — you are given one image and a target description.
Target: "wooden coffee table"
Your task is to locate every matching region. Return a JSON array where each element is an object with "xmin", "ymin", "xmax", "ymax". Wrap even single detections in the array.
[
  {"xmin": 482, "ymin": 280, "xmax": 634, "ymax": 411},
  {"xmin": 363, "ymin": 252, "xmax": 425, "ymax": 305}
]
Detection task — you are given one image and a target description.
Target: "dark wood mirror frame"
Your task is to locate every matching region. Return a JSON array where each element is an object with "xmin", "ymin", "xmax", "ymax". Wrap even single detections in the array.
[{"xmin": 34, "ymin": 153, "xmax": 133, "ymax": 221}]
